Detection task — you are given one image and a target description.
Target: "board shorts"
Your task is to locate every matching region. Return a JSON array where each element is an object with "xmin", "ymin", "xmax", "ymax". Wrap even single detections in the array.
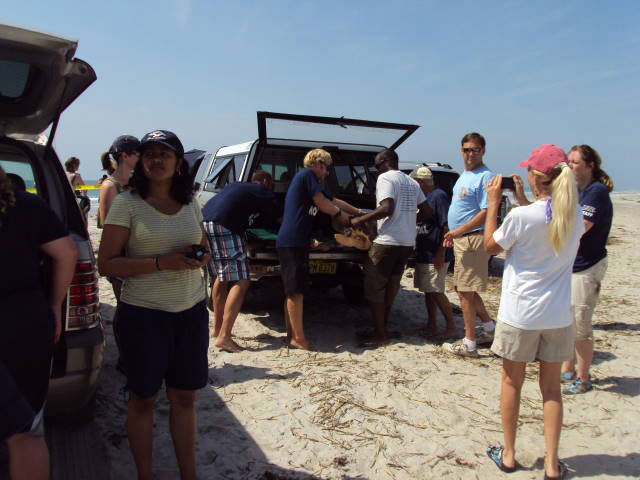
[{"xmin": 205, "ymin": 222, "xmax": 250, "ymax": 282}]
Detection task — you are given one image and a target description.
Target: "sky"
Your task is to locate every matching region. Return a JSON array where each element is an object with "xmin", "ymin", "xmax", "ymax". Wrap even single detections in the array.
[{"xmin": 4, "ymin": 1, "xmax": 640, "ymax": 189}]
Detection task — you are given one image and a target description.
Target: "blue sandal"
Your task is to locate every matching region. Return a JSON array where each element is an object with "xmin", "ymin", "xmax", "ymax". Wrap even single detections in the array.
[
  {"xmin": 486, "ymin": 445, "xmax": 519, "ymax": 473},
  {"xmin": 560, "ymin": 371, "xmax": 576, "ymax": 383},
  {"xmin": 563, "ymin": 377, "xmax": 592, "ymax": 394}
]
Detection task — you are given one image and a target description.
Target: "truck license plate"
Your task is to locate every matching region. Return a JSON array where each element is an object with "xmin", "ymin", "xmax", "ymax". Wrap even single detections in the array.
[{"xmin": 309, "ymin": 261, "xmax": 337, "ymax": 274}]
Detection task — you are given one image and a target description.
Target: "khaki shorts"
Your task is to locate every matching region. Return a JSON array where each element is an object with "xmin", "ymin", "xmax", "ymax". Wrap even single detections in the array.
[
  {"xmin": 572, "ymin": 257, "xmax": 608, "ymax": 340},
  {"xmin": 491, "ymin": 321, "xmax": 575, "ymax": 363},
  {"xmin": 453, "ymin": 232, "xmax": 489, "ymax": 292},
  {"xmin": 414, "ymin": 262, "xmax": 449, "ymax": 293},
  {"xmin": 364, "ymin": 243, "xmax": 413, "ymax": 303}
]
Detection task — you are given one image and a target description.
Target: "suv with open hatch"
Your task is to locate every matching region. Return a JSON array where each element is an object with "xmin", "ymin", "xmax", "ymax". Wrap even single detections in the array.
[
  {"xmin": 196, "ymin": 112, "xmax": 465, "ymax": 304},
  {"xmin": 0, "ymin": 23, "xmax": 104, "ymax": 422}
]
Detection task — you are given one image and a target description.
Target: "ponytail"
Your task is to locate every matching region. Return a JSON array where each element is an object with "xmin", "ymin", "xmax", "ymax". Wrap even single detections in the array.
[
  {"xmin": 547, "ymin": 165, "xmax": 578, "ymax": 253},
  {"xmin": 101, "ymin": 151, "xmax": 116, "ymax": 175},
  {"xmin": 596, "ymin": 168, "xmax": 614, "ymax": 192}
]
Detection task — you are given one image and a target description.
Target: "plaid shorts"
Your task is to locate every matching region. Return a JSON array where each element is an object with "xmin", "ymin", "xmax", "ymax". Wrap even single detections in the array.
[{"xmin": 204, "ymin": 222, "xmax": 250, "ymax": 282}]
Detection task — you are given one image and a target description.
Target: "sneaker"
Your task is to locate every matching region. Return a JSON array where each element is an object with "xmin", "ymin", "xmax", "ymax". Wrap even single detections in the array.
[
  {"xmin": 443, "ymin": 340, "xmax": 479, "ymax": 358},
  {"xmin": 475, "ymin": 329, "xmax": 494, "ymax": 346}
]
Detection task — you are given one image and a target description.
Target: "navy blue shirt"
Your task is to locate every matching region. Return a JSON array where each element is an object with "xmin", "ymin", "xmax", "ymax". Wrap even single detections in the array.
[
  {"xmin": 573, "ymin": 180, "xmax": 612, "ymax": 273},
  {"xmin": 202, "ymin": 182, "xmax": 276, "ymax": 235},
  {"xmin": 277, "ymin": 169, "xmax": 331, "ymax": 248},
  {"xmin": 416, "ymin": 187, "xmax": 453, "ymax": 264}
]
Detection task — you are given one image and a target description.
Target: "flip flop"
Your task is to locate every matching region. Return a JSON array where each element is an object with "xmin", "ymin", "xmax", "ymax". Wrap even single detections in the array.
[
  {"xmin": 486, "ymin": 445, "xmax": 519, "ymax": 473},
  {"xmin": 544, "ymin": 460, "xmax": 568, "ymax": 480}
]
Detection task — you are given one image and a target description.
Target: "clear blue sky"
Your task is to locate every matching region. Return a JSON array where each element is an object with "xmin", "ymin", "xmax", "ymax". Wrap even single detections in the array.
[{"xmin": 5, "ymin": 1, "xmax": 640, "ymax": 189}]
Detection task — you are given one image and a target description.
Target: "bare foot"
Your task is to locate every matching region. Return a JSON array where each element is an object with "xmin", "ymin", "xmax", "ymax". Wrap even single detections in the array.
[
  {"xmin": 214, "ymin": 337, "xmax": 244, "ymax": 353},
  {"xmin": 288, "ymin": 338, "xmax": 313, "ymax": 351}
]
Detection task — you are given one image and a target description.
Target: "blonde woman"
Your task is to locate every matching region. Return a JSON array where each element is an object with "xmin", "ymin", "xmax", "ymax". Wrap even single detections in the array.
[{"xmin": 483, "ymin": 145, "xmax": 583, "ymax": 480}]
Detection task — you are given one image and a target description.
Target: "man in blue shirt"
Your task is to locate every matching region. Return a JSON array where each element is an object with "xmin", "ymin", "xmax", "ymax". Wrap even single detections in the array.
[
  {"xmin": 443, "ymin": 132, "xmax": 496, "ymax": 358},
  {"xmin": 276, "ymin": 149, "xmax": 357, "ymax": 350},
  {"xmin": 203, "ymin": 170, "xmax": 277, "ymax": 353},
  {"xmin": 411, "ymin": 167, "xmax": 456, "ymax": 340}
]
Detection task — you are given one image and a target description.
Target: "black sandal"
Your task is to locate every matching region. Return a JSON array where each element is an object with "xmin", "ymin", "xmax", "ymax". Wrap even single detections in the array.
[{"xmin": 544, "ymin": 460, "xmax": 568, "ymax": 480}]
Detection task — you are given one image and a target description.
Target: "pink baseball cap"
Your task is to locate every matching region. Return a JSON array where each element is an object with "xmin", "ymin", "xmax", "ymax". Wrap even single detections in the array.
[{"xmin": 519, "ymin": 144, "xmax": 567, "ymax": 175}]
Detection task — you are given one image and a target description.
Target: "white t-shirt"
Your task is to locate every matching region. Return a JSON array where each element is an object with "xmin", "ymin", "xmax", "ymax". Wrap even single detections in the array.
[
  {"xmin": 375, "ymin": 170, "xmax": 426, "ymax": 246},
  {"xmin": 493, "ymin": 199, "xmax": 584, "ymax": 330}
]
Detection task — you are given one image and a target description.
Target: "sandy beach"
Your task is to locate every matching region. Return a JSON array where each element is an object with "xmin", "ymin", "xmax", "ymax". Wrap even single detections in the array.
[{"xmin": 90, "ymin": 194, "xmax": 640, "ymax": 480}]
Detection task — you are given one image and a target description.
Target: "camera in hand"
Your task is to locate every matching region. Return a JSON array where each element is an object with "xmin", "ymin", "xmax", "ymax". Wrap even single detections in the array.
[
  {"xmin": 500, "ymin": 177, "xmax": 515, "ymax": 190},
  {"xmin": 185, "ymin": 244, "xmax": 208, "ymax": 260}
]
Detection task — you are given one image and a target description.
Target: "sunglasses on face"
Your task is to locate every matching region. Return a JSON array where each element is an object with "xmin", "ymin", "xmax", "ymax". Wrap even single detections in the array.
[
  {"xmin": 462, "ymin": 147, "xmax": 482, "ymax": 154},
  {"xmin": 374, "ymin": 160, "xmax": 386, "ymax": 171}
]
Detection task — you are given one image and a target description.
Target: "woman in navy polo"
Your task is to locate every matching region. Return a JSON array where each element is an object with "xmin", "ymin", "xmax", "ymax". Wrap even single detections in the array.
[{"xmin": 561, "ymin": 145, "xmax": 614, "ymax": 394}]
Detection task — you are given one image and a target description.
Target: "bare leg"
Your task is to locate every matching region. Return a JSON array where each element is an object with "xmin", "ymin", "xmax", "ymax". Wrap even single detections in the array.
[
  {"xmin": 473, "ymin": 292, "xmax": 493, "ymax": 323},
  {"xmin": 539, "ymin": 361, "xmax": 563, "ymax": 478},
  {"xmin": 561, "ymin": 354, "xmax": 576, "ymax": 377},
  {"xmin": 286, "ymin": 294, "xmax": 311, "ymax": 350},
  {"xmin": 214, "ymin": 279, "xmax": 250, "ymax": 352},
  {"xmin": 283, "ymin": 297, "xmax": 291, "ymax": 344},
  {"xmin": 7, "ymin": 433, "xmax": 49, "ymax": 480},
  {"xmin": 167, "ymin": 388, "xmax": 197, "ymax": 480},
  {"xmin": 432, "ymin": 292, "xmax": 457, "ymax": 337},
  {"xmin": 369, "ymin": 301, "xmax": 389, "ymax": 344},
  {"xmin": 457, "ymin": 290, "xmax": 477, "ymax": 341},
  {"xmin": 500, "ymin": 359, "xmax": 526, "ymax": 470},
  {"xmin": 424, "ymin": 293, "xmax": 438, "ymax": 335},
  {"xmin": 574, "ymin": 338, "xmax": 594, "ymax": 382},
  {"xmin": 126, "ymin": 393, "xmax": 157, "ymax": 480},
  {"xmin": 211, "ymin": 278, "xmax": 228, "ymax": 338}
]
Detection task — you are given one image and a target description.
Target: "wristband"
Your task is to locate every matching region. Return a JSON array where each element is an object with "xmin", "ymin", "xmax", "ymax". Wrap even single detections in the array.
[{"xmin": 155, "ymin": 256, "xmax": 162, "ymax": 271}]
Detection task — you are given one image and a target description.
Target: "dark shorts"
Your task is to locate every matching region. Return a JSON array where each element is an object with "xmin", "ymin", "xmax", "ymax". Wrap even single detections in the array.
[
  {"xmin": 116, "ymin": 300, "xmax": 210, "ymax": 399},
  {"xmin": 277, "ymin": 247, "xmax": 310, "ymax": 296},
  {"xmin": 0, "ymin": 360, "xmax": 35, "ymax": 441},
  {"xmin": 204, "ymin": 222, "xmax": 250, "ymax": 282},
  {"xmin": 0, "ymin": 292, "xmax": 54, "ymax": 413},
  {"xmin": 363, "ymin": 243, "xmax": 413, "ymax": 303}
]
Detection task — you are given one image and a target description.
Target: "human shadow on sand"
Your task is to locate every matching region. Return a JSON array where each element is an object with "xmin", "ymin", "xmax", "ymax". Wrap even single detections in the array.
[
  {"xmin": 208, "ymin": 363, "xmax": 301, "ymax": 388},
  {"xmin": 594, "ymin": 375, "xmax": 640, "ymax": 397},
  {"xmin": 533, "ymin": 452, "xmax": 640, "ymax": 478},
  {"xmin": 593, "ymin": 321, "xmax": 640, "ymax": 333},
  {"xmin": 195, "ymin": 384, "xmax": 368, "ymax": 479}
]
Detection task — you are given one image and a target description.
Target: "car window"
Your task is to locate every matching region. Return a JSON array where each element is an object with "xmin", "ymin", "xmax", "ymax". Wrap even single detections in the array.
[
  {"xmin": 0, "ymin": 159, "xmax": 36, "ymax": 192},
  {"xmin": 334, "ymin": 164, "xmax": 375, "ymax": 196},
  {"xmin": 0, "ymin": 60, "xmax": 32, "ymax": 99},
  {"xmin": 194, "ymin": 153, "xmax": 213, "ymax": 185}
]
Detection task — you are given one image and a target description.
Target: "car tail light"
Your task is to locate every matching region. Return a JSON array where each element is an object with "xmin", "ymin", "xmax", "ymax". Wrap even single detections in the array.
[{"xmin": 66, "ymin": 260, "xmax": 100, "ymax": 330}]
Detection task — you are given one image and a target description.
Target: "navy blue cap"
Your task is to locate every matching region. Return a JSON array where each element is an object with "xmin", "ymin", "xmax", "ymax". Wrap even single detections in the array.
[
  {"xmin": 139, "ymin": 130, "xmax": 184, "ymax": 158},
  {"xmin": 109, "ymin": 135, "xmax": 140, "ymax": 154}
]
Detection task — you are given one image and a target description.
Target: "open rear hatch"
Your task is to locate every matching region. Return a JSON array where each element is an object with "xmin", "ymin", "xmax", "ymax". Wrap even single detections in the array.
[
  {"xmin": 0, "ymin": 23, "xmax": 96, "ymax": 137},
  {"xmin": 257, "ymin": 111, "xmax": 419, "ymax": 150}
]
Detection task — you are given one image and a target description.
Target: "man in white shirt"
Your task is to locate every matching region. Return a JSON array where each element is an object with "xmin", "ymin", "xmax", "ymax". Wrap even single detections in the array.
[{"xmin": 352, "ymin": 149, "xmax": 430, "ymax": 347}]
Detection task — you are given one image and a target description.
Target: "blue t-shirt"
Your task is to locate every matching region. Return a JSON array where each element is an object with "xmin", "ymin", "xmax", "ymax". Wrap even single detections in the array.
[
  {"xmin": 573, "ymin": 180, "xmax": 612, "ymax": 272},
  {"xmin": 276, "ymin": 169, "xmax": 331, "ymax": 248},
  {"xmin": 447, "ymin": 165, "xmax": 494, "ymax": 231},
  {"xmin": 416, "ymin": 187, "xmax": 453, "ymax": 264},
  {"xmin": 202, "ymin": 182, "xmax": 276, "ymax": 235}
]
